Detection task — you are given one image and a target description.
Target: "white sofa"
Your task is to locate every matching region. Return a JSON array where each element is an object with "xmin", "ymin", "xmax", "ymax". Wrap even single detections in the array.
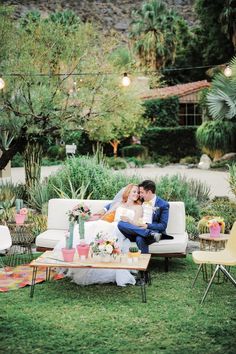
[{"xmin": 36, "ymin": 198, "xmax": 188, "ymax": 271}]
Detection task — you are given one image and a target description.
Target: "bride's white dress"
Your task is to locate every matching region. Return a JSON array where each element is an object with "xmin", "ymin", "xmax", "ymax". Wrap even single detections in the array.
[{"xmin": 53, "ymin": 206, "xmax": 136, "ymax": 286}]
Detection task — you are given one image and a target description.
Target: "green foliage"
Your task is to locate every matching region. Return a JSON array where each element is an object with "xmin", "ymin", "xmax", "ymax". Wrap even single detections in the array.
[
  {"xmin": 11, "ymin": 153, "xmax": 24, "ymax": 167},
  {"xmin": 27, "ymin": 182, "xmax": 50, "ymax": 215},
  {"xmin": 142, "ymin": 97, "xmax": 179, "ymax": 127},
  {"xmin": 186, "ymin": 215, "xmax": 199, "ymax": 240},
  {"xmin": 156, "ymin": 175, "xmax": 201, "ymax": 218},
  {"xmin": 121, "ymin": 144, "xmax": 148, "ymax": 158},
  {"xmin": 179, "ymin": 156, "xmax": 199, "ymax": 165},
  {"xmin": 125, "ymin": 157, "xmax": 145, "ymax": 167},
  {"xmin": 142, "ymin": 126, "xmax": 200, "ymax": 160},
  {"xmin": 194, "ymin": 0, "xmax": 234, "ymax": 65},
  {"xmin": 196, "ymin": 120, "xmax": 236, "ymax": 158},
  {"xmin": 207, "ymin": 59, "xmax": 236, "ymax": 120},
  {"xmin": 200, "ymin": 199, "xmax": 236, "ymax": 233},
  {"xmin": 228, "ymin": 163, "xmax": 236, "ymax": 197},
  {"xmin": 47, "ymin": 156, "xmax": 140, "ymax": 200},
  {"xmin": 129, "ymin": 0, "xmax": 192, "ymax": 71},
  {"xmin": 105, "ymin": 157, "xmax": 128, "ymax": 170}
]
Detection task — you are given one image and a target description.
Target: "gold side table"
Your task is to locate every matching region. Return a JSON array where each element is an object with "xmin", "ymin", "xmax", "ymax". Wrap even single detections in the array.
[
  {"xmin": 7, "ymin": 221, "xmax": 35, "ymax": 266},
  {"xmin": 199, "ymin": 233, "xmax": 230, "ymax": 283}
]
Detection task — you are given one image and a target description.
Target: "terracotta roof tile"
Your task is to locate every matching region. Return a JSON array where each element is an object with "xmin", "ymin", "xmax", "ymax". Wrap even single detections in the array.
[{"xmin": 140, "ymin": 80, "xmax": 210, "ymax": 100}]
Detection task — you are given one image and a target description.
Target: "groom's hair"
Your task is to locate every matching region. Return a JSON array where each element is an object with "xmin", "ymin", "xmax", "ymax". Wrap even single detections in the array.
[{"xmin": 138, "ymin": 180, "xmax": 156, "ymax": 193}]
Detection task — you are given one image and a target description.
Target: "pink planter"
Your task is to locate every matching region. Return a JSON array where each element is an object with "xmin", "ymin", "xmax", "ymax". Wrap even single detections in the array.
[
  {"xmin": 77, "ymin": 243, "xmax": 90, "ymax": 259},
  {"xmin": 15, "ymin": 214, "xmax": 26, "ymax": 225},
  {"xmin": 62, "ymin": 248, "xmax": 75, "ymax": 262},
  {"xmin": 209, "ymin": 224, "xmax": 221, "ymax": 238}
]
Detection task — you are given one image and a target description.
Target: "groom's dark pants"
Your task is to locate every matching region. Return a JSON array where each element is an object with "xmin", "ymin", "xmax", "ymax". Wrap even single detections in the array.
[{"xmin": 118, "ymin": 221, "xmax": 155, "ymax": 254}]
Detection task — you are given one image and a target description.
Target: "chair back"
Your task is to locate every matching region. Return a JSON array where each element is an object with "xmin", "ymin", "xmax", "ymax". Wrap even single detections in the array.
[
  {"xmin": 0, "ymin": 225, "xmax": 12, "ymax": 250},
  {"xmin": 225, "ymin": 222, "xmax": 236, "ymax": 255}
]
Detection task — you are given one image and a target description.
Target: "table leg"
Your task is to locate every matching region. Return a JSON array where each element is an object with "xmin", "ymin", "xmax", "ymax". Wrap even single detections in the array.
[
  {"xmin": 139, "ymin": 271, "xmax": 147, "ymax": 303},
  {"xmin": 30, "ymin": 266, "xmax": 38, "ymax": 298},
  {"xmin": 46, "ymin": 267, "xmax": 51, "ymax": 281}
]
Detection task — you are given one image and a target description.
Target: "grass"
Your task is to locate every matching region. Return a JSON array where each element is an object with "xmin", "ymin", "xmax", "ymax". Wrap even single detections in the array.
[{"xmin": 0, "ymin": 256, "xmax": 236, "ymax": 354}]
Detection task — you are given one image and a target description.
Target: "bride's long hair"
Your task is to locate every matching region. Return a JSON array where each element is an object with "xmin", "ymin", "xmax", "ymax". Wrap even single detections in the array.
[{"xmin": 122, "ymin": 184, "xmax": 141, "ymax": 204}]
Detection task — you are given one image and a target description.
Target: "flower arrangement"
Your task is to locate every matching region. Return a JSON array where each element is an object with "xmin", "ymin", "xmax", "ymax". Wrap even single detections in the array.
[
  {"xmin": 68, "ymin": 203, "xmax": 91, "ymax": 223},
  {"xmin": 19, "ymin": 207, "xmax": 28, "ymax": 215},
  {"xmin": 91, "ymin": 232, "xmax": 120, "ymax": 256},
  {"xmin": 207, "ymin": 217, "xmax": 224, "ymax": 228}
]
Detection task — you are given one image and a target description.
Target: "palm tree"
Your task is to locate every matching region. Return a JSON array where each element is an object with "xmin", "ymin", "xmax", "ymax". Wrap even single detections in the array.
[
  {"xmin": 207, "ymin": 56, "xmax": 236, "ymax": 120},
  {"xmin": 129, "ymin": 0, "xmax": 189, "ymax": 70}
]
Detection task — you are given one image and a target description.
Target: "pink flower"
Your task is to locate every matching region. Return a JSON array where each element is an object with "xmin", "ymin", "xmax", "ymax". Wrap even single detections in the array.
[{"xmin": 20, "ymin": 208, "xmax": 28, "ymax": 215}]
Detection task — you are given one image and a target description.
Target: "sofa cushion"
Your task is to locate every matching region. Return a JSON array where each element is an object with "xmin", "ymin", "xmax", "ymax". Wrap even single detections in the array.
[
  {"xmin": 47, "ymin": 199, "xmax": 112, "ymax": 230},
  {"xmin": 35, "ymin": 229, "xmax": 66, "ymax": 249},
  {"xmin": 149, "ymin": 232, "xmax": 188, "ymax": 254},
  {"xmin": 166, "ymin": 202, "xmax": 186, "ymax": 235}
]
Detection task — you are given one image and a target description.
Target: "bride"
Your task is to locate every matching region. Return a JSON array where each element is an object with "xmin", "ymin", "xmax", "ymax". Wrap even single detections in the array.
[{"xmin": 54, "ymin": 184, "xmax": 143, "ymax": 286}]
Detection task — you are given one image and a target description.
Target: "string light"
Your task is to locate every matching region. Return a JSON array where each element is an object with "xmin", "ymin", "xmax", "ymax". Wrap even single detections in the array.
[
  {"xmin": 122, "ymin": 73, "xmax": 131, "ymax": 87},
  {"xmin": 224, "ymin": 66, "xmax": 232, "ymax": 77}
]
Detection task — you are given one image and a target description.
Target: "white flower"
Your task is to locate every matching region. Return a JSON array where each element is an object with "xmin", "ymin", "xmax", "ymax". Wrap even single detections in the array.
[
  {"xmin": 105, "ymin": 244, "xmax": 113, "ymax": 254},
  {"xmin": 98, "ymin": 244, "xmax": 105, "ymax": 251}
]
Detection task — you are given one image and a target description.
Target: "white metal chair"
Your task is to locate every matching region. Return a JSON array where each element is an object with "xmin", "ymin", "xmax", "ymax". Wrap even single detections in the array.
[
  {"xmin": 192, "ymin": 222, "xmax": 236, "ymax": 304},
  {"xmin": 0, "ymin": 225, "xmax": 12, "ymax": 270}
]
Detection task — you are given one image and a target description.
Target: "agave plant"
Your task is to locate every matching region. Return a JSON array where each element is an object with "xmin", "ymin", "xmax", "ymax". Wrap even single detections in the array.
[{"xmin": 207, "ymin": 56, "xmax": 236, "ymax": 120}]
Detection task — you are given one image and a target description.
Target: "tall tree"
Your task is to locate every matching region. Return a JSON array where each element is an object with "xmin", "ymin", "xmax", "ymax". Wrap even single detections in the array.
[{"xmin": 129, "ymin": 0, "xmax": 191, "ymax": 71}]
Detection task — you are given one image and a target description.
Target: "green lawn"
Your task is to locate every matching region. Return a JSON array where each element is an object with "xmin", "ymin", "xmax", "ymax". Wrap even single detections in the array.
[{"xmin": 0, "ymin": 256, "xmax": 235, "ymax": 354}]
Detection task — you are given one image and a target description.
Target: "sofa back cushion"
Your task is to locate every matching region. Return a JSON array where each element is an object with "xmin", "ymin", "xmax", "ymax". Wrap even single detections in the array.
[
  {"xmin": 47, "ymin": 199, "xmax": 186, "ymax": 234},
  {"xmin": 166, "ymin": 202, "xmax": 186, "ymax": 234},
  {"xmin": 47, "ymin": 199, "xmax": 112, "ymax": 230}
]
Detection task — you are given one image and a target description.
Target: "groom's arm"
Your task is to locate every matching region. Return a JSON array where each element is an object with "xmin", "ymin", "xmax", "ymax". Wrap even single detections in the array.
[{"xmin": 146, "ymin": 204, "xmax": 169, "ymax": 232}]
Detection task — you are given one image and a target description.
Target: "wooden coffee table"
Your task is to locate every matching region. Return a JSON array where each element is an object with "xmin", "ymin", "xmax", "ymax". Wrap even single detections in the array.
[{"xmin": 29, "ymin": 251, "xmax": 151, "ymax": 303}]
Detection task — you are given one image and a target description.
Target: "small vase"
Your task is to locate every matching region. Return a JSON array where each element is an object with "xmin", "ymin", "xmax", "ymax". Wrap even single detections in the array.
[
  {"xmin": 209, "ymin": 224, "xmax": 221, "ymax": 238},
  {"xmin": 15, "ymin": 214, "xmax": 25, "ymax": 225},
  {"xmin": 62, "ymin": 248, "xmax": 75, "ymax": 262},
  {"xmin": 77, "ymin": 242, "xmax": 90, "ymax": 259}
]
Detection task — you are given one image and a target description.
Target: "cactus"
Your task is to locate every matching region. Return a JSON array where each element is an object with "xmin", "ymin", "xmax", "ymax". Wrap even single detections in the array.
[
  {"xmin": 198, "ymin": 216, "xmax": 225, "ymax": 234},
  {"xmin": 129, "ymin": 246, "xmax": 139, "ymax": 253}
]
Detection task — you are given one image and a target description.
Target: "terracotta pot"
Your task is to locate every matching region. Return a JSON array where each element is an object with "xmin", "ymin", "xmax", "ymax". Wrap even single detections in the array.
[
  {"xmin": 77, "ymin": 243, "xmax": 90, "ymax": 259},
  {"xmin": 15, "ymin": 214, "xmax": 26, "ymax": 225},
  {"xmin": 62, "ymin": 248, "xmax": 75, "ymax": 262},
  {"xmin": 209, "ymin": 224, "xmax": 221, "ymax": 238}
]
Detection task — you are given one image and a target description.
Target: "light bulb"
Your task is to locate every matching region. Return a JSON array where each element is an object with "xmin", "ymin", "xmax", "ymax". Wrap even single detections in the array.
[
  {"xmin": 0, "ymin": 77, "xmax": 5, "ymax": 90},
  {"xmin": 224, "ymin": 66, "xmax": 232, "ymax": 77},
  {"xmin": 122, "ymin": 73, "xmax": 131, "ymax": 87}
]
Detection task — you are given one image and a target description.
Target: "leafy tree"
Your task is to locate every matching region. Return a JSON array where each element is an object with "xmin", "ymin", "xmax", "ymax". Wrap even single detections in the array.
[
  {"xmin": 194, "ymin": 0, "xmax": 235, "ymax": 65},
  {"xmin": 0, "ymin": 7, "xmax": 144, "ymax": 187}
]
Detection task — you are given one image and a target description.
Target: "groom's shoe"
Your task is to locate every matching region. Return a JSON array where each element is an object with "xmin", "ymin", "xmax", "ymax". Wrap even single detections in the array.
[{"xmin": 149, "ymin": 231, "xmax": 162, "ymax": 243}]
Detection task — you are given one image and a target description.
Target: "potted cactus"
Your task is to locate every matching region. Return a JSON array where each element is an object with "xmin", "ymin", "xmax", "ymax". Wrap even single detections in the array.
[{"xmin": 128, "ymin": 246, "xmax": 140, "ymax": 259}]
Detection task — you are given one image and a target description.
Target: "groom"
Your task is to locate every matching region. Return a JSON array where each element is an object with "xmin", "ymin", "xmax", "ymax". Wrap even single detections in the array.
[{"xmin": 118, "ymin": 179, "xmax": 173, "ymax": 254}]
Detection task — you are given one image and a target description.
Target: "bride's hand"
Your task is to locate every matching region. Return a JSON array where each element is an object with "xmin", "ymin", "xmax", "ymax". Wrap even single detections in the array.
[{"xmin": 120, "ymin": 216, "xmax": 130, "ymax": 223}]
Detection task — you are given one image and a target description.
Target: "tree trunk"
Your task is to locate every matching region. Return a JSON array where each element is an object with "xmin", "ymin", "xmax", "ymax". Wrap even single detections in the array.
[
  {"xmin": 24, "ymin": 141, "xmax": 43, "ymax": 190},
  {"xmin": 109, "ymin": 140, "xmax": 120, "ymax": 158},
  {"xmin": 0, "ymin": 137, "xmax": 26, "ymax": 170}
]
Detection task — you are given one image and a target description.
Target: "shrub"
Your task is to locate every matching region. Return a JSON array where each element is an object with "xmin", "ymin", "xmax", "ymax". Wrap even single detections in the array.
[
  {"xmin": 186, "ymin": 215, "xmax": 199, "ymax": 240},
  {"xmin": 179, "ymin": 156, "xmax": 199, "ymax": 165},
  {"xmin": 121, "ymin": 144, "xmax": 148, "ymax": 158},
  {"xmin": 142, "ymin": 97, "xmax": 179, "ymax": 127},
  {"xmin": 47, "ymin": 155, "xmax": 140, "ymax": 200},
  {"xmin": 11, "ymin": 152, "xmax": 24, "ymax": 167},
  {"xmin": 106, "ymin": 157, "xmax": 128, "ymax": 170},
  {"xmin": 228, "ymin": 163, "xmax": 236, "ymax": 197},
  {"xmin": 155, "ymin": 175, "xmax": 201, "ymax": 218},
  {"xmin": 142, "ymin": 126, "xmax": 200, "ymax": 160}
]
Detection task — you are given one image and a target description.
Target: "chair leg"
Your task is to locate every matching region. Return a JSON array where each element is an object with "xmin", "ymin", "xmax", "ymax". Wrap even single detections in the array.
[
  {"xmin": 192, "ymin": 264, "xmax": 203, "ymax": 287},
  {"xmin": 200, "ymin": 265, "xmax": 220, "ymax": 305},
  {"xmin": 219, "ymin": 265, "xmax": 236, "ymax": 286}
]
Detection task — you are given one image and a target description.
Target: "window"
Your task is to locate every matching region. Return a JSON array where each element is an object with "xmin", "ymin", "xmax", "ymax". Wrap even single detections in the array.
[{"xmin": 179, "ymin": 103, "xmax": 202, "ymax": 126}]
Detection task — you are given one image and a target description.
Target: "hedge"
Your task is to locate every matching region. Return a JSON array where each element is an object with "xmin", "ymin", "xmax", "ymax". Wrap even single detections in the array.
[
  {"xmin": 142, "ymin": 96, "xmax": 179, "ymax": 127},
  {"xmin": 141, "ymin": 126, "xmax": 200, "ymax": 160}
]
